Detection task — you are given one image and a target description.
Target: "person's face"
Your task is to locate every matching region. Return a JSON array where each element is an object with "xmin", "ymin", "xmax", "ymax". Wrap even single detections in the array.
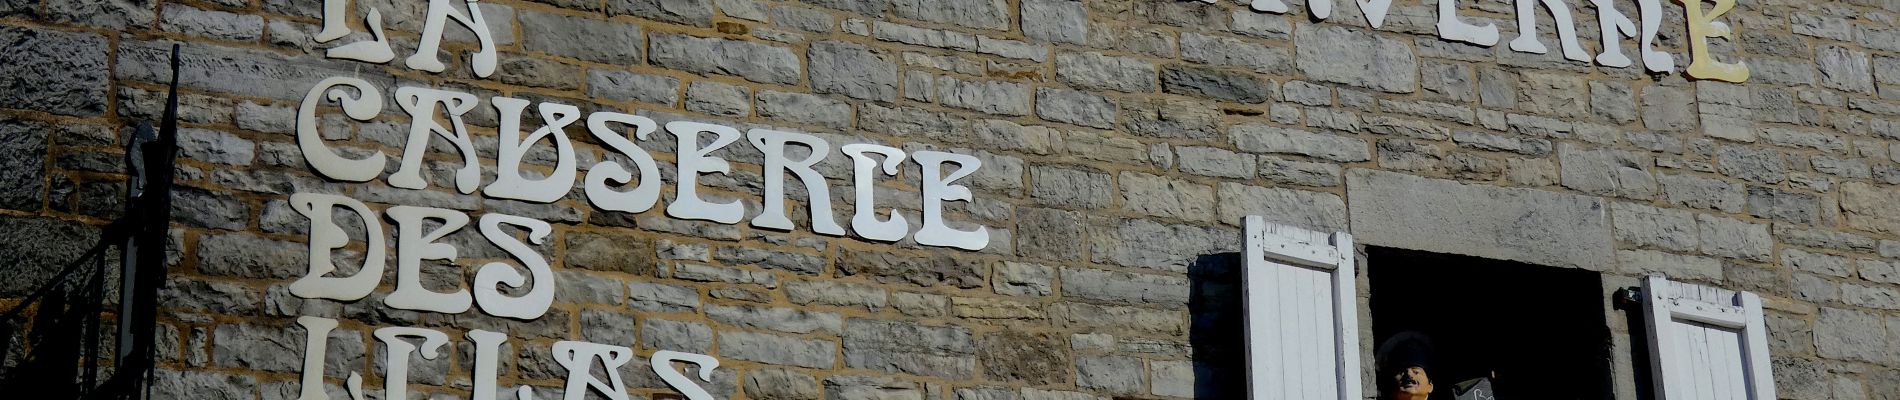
[{"xmin": 1388, "ymin": 366, "xmax": 1433, "ymax": 399}]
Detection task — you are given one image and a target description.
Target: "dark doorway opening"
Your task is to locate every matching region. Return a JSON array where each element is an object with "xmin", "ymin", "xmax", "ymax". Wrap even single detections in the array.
[{"xmin": 1368, "ymin": 247, "xmax": 1614, "ymax": 400}]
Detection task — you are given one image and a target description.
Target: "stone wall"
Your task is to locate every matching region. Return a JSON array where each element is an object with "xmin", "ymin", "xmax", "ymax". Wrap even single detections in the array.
[{"xmin": 1, "ymin": 0, "xmax": 1897, "ymax": 399}]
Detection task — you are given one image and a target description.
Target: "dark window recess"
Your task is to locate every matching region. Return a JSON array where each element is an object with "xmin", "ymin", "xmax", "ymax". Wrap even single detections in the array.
[{"xmin": 1368, "ymin": 247, "xmax": 1614, "ymax": 400}]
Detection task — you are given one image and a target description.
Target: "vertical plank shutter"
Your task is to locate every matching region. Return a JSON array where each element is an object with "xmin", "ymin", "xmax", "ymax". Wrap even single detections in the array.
[
  {"xmin": 1642, "ymin": 276, "xmax": 1777, "ymax": 400},
  {"xmin": 1243, "ymin": 216, "xmax": 1361, "ymax": 400}
]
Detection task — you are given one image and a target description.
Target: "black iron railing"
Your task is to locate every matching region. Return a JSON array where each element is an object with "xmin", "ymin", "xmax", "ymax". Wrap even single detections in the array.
[{"xmin": 0, "ymin": 44, "xmax": 181, "ymax": 400}]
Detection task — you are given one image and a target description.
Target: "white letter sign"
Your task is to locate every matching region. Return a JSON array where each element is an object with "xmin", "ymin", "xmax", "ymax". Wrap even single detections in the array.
[{"xmin": 912, "ymin": 151, "xmax": 988, "ymax": 250}]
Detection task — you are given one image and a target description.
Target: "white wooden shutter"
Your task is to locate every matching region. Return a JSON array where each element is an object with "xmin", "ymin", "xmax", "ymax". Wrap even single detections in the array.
[
  {"xmin": 1642, "ymin": 276, "xmax": 1776, "ymax": 400},
  {"xmin": 1242, "ymin": 216, "xmax": 1360, "ymax": 400}
]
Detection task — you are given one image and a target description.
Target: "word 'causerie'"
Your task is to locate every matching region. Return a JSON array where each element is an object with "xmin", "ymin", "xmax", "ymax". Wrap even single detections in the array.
[
  {"xmin": 289, "ymin": 2, "xmax": 997, "ymax": 400},
  {"xmin": 1210, "ymin": 0, "xmax": 1751, "ymax": 82}
]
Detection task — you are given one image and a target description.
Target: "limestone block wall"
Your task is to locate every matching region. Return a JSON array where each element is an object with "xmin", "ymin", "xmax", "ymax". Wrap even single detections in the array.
[{"xmin": 0, "ymin": 0, "xmax": 1897, "ymax": 399}]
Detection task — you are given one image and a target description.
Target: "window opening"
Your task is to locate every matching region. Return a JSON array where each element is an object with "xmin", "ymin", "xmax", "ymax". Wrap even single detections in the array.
[{"xmin": 1367, "ymin": 247, "xmax": 1613, "ymax": 400}]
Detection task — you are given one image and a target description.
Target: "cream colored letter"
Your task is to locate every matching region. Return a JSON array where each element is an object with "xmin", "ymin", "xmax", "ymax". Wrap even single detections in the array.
[{"xmin": 1678, "ymin": 0, "xmax": 1749, "ymax": 82}]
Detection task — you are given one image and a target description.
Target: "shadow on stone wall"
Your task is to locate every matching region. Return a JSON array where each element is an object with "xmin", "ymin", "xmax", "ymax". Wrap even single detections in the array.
[
  {"xmin": 1188, "ymin": 252, "xmax": 1247, "ymax": 397},
  {"xmin": 1615, "ymin": 287, "xmax": 1659, "ymax": 400},
  {"xmin": 0, "ymin": 277, "xmax": 103, "ymax": 397}
]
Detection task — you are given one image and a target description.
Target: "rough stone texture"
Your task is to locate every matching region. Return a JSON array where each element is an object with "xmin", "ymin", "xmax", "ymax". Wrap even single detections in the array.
[
  {"xmin": 1348, "ymin": 169, "xmax": 1612, "ymax": 270},
  {"xmin": 1057, "ymin": 52, "xmax": 1156, "ymax": 93},
  {"xmin": 1181, "ymin": 32, "xmax": 1291, "ymax": 74},
  {"xmin": 1216, "ymin": 182, "xmax": 1346, "ymax": 231},
  {"xmin": 1818, "ymin": 308, "xmax": 1891, "ymax": 364},
  {"xmin": 1036, "ymin": 88, "xmax": 1117, "ymax": 129},
  {"xmin": 977, "ymin": 331, "xmax": 1069, "ymax": 385},
  {"xmin": 1022, "ymin": 0, "xmax": 1086, "ymax": 45},
  {"xmin": 1089, "ymin": 218, "xmax": 1238, "ymax": 273},
  {"xmin": 650, "ymin": 32, "xmax": 800, "ymax": 84},
  {"xmin": 757, "ymin": 90, "xmax": 854, "ymax": 129},
  {"xmin": 893, "ymin": 0, "xmax": 1008, "ymax": 31},
  {"xmin": 746, "ymin": 368, "xmax": 822, "ymax": 400},
  {"xmin": 720, "ymin": 331, "xmax": 837, "ymax": 368},
  {"xmin": 837, "ymin": 249, "xmax": 986, "ymax": 289},
  {"xmin": 1558, "ymin": 144, "xmax": 1657, "ymax": 199},
  {"xmin": 609, "ymin": 0, "xmax": 714, "ymax": 27},
  {"xmin": 810, "ymin": 41, "xmax": 899, "ymax": 102},
  {"xmin": 1119, "ymin": 172, "xmax": 1213, "ymax": 222},
  {"xmin": 1074, "ymin": 355, "xmax": 1145, "ymax": 395},
  {"xmin": 993, "ymin": 261, "xmax": 1055, "ymax": 297},
  {"xmin": 16, "ymin": 0, "xmax": 1900, "ymax": 398},
  {"xmin": 825, "ymin": 375, "xmax": 925, "ymax": 400},
  {"xmin": 150, "ymin": 369, "xmax": 255, "ymax": 400},
  {"xmin": 564, "ymin": 232, "xmax": 657, "ymax": 275},
  {"xmin": 687, "ymin": 81, "xmax": 753, "ymax": 116},
  {"xmin": 1060, "ymin": 267, "xmax": 1189, "ymax": 307},
  {"xmin": 1231, "ymin": 124, "xmax": 1371, "ymax": 162},
  {"xmin": 843, "ymin": 319, "xmax": 976, "ymax": 379},
  {"xmin": 1294, "ymin": 23, "xmax": 1417, "ymax": 93},
  {"xmin": 1016, "ymin": 207, "xmax": 1085, "ymax": 261},
  {"xmin": 0, "ymin": 121, "xmax": 48, "ymax": 211},
  {"xmin": 1611, "ymin": 203, "xmax": 1699, "ymax": 252},
  {"xmin": 161, "ymin": 5, "xmax": 262, "ymax": 41},
  {"xmin": 589, "ymin": 70, "xmax": 680, "ymax": 106},
  {"xmin": 0, "ymin": 26, "xmax": 109, "ymax": 116},
  {"xmin": 0, "ymin": 217, "xmax": 101, "ymax": 297},
  {"xmin": 1161, "ymin": 65, "xmax": 1273, "ymax": 104},
  {"xmin": 1031, "ymin": 166, "xmax": 1112, "ymax": 209},
  {"xmin": 936, "ymin": 77, "xmax": 1032, "ymax": 116},
  {"xmin": 1843, "ymin": 182, "xmax": 1900, "ymax": 235},
  {"xmin": 1698, "ymin": 214, "xmax": 1773, "ymax": 262}
]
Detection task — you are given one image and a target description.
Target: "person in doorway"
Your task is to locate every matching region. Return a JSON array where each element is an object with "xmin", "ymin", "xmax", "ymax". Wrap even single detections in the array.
[{"xmin": 1377, "ymin": 331, "xmax": 1437, "ymax": 400}]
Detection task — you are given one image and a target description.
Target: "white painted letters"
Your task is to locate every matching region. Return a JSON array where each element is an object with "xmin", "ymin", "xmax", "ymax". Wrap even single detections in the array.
[
  {"xmin": 652, "ymin": 351, "xmax": 721, "ymax": 400},
  {"xmin": 665, "ymin": 121, "xmax": 746, "ymax": 224},
  {"xmin": 1592, "ymin": 0, "xmax": 1639, "ymax": 68},
  {"xmin": 487, "ymin": 98, "xmax": 582, "ymax": 203},
  {"xmin": 389, "ymin": 87, "xmax": 482, "ymax": 193},
  {"xmin": 1437, "ymin": 0, "xmax": 1500, "ymax": 46},
  {"xmin": 297, "ymin": 78, "xmax": 386, "ymax": 183},
  {"xmin": 315, "ymin": 0, "xmax": 394, "ymax": 63},
  {"xmin": 384, "ymin": 206, "xmax": 473, "ymax": 314},
  {"xmin": 408, "ymin": 0, "xmax": 499, "ymax": 77},
  {"xmin": 842, "ymin": 144, "xmax": 909, "ymax": 243},
  {"xmin": 912, "ymin": 151, "xmax": 988, "ymax": 251},
  {"xmin": 374, "ymin": 327, "xmax": 451, "ymax": 400},
  {"xmin": 554, "ymin": 341, "xmax": 636, "ymax": 400},
  {"xmin": 1510, "ymin": 0, "xmax": 1591, "ymax": 61},
  {"xmin": 584, "ymin": 112, "xmax": 663, "ymax": 214},
  {"xmin": 473, "ymin": 214, "xmax": 556, "ymax": 319},
  {"xmin": 288, "ymin": 193, "xmax": 385, "ymax": 301},
  {"xmin": 1639, "ymin": 0, "xmax": 1676, "ymax": 73},
  {"xmin": 749, "ymin": 129, "xmax": 844, "ymax": 235},
  {"xmin": 296, "ymin": 316, "xmax": 361, "ymax": 400}
]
